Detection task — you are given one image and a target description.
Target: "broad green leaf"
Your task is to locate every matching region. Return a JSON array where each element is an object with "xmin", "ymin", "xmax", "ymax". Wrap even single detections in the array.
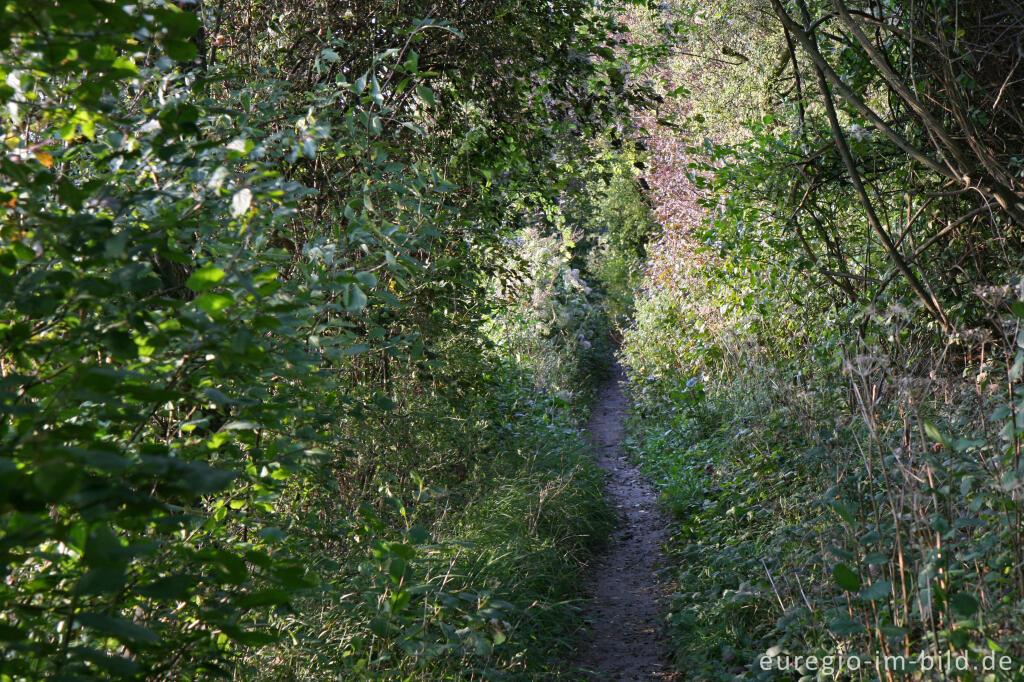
[
  {"xmin": 923, "ymin": 422, "xmax": 949, "ymax": 447},
  {"xmin": 136, "ymin": 574, "xmax": 196, "ymax": 600},
  {"xmin": 0, "ymin": 623, "xmax": 27, "ymax": 642},
  {"xmin": 186, "ymin": 265, "xmax": 226, "ymax": 292},
  {"xmin": 828, "ymin": 616, "xmax": 865, "ymax": 636},
  {"xmin": 833, "ymin": 563, "xmax": 861, "ymax": 591},
  {"xmin": 236, "ymin": 589, "xmax": 291, "ymax": 608},
  {"xmin": 76, "ymin": 567, "xmax": 126, "ymax": 596},
  {"xmin": 879, "ymin": 624, "xmax": 908, "ymax": 638},
  {"xmin": 859, "ymin": 580, "xmax": 891, "ymax": 601},
  {"xmin": 195, "ymin": 292, "xmax": 233, "ymax": 315},
  {"xmin": 370, "ymin": 74, "xmax": 383, "ymax": 106},
  {"xmin": 369, "ymin": 617, "xmax": 389, "ymax": 637},
  {"xmin": 416, "ymin": 85, "xmax": 436, "ymax": 107},
  {"xmin": 949, "ymin": 593, "xmax": 979, "ymax": 617},
  {"xmin": 355, "ymin": 271, "xmax": 377, "ymax": 288},
  {"xmin": 221, "ymin": 625, "xmax": 278, "ymax": 646},
  {"xmin": 345, "ymin": 284, "xmax": 367, "ymax": 312},
  {"xmin": 165, "ymin": 38, "xmax": 198, "ymax": 61}
]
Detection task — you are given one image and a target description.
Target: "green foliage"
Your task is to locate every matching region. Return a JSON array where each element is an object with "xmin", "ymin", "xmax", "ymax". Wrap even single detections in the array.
[
  {"xmin": 585, "ymin": 240, "xmax": 641, "ymax": 332},
  {"xmin": 592, "ymin": 153, "xmax": 658, "ymax": 262},
  {"xmin": 0, "ymin": 0, "xmax": 642, "ymax": 678},
  {"xmin": 644, "ymin": 0, "xmax": 784, "ymax": 144},
  {"xmin": 239, "ymin": 362, "xmax": 613, "ymax": 680},
  {"xmin": 620, "ymin": 1, "xmax": 1024, "ymax": 677},
  {"xmin": 577, "ymin": 152, "xmax": 654, "ymax": 330},
  {"xmin": 486, "ymin": 229, "xmax": 613, "ymax": 400}
]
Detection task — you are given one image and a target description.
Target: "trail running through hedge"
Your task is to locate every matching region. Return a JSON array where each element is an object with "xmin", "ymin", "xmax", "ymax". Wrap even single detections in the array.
[{"xmin": 576, "ymin": 368, "xmax": 676, "ymax": 681}]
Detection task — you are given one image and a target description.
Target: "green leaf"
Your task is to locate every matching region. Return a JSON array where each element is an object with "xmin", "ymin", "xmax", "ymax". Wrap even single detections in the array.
[
  {"xmin": 338, "ymin": 343, "xmax": 369, "ymax": 356},
  {"xmin": 73, "ymin": 647, "xmax": 141, "ymax": 677},
  {"xmin": 180, "ymin": 461, "xmax": 236, "ymax": 495},
  {"xmin": 355, "ymin": 271, "xmax": 377, "ymax": 288},
  {"xmin": 136, "ymin": 574, "xmax": 196, "ymax": 600},
  {"xmin": 826, "ymin": 544, "xmax": 854, "ymax": 561},
  {"xmin": 221, "ymin": 625, "xmax": 278, "ymax": 646},
  {"xmin": 345, "ymin": 284, "xmax": 367, "ymax": 312},
  {"xmin": 923, "ymin": 421, "xmax": 949, "ymax": 447},
  {"xmin": 407, "ymin": 526, "xmax": 430, "ymax": 544},
  {"xmin": 859, "ymin": 580, "xmax": 891, "ymax": 601},
  {"xmin": 354, "ymin": 72, "xmax": 367, "ymax": 95},
  {"xmin": 949, "ymin": 593, "xmax": 979, "ymax": 617},
  {"xmin": 370, "ymin": 74, "xmax": 383, "ymax": 106},
  {"xmin": 11, "ymin": 241, "xmax": 35, "ymax": 261},
  {"xmin": 165, "ymin": 38, "xmax": 198, "ymax": 62},
  {"xmin": 154, "ymin": 6, "xmax": 201, "ymax": 34},
  {"xmin": 828, "ymin": 616, "xmax": 865, "ymax": 635},
  {"xmin": 195, "ymin": 292, "xmax": 233, "ymax": 315},
  {"xmin": 384, "ymin": 542, "xmax": 415, "ymax": 561},
  {"xmin": 186, "ymin": 266, "xmax": 226, "ymax": 292},
  {"xmin": 416, "ymin": 85, "xmax": 436, "ymax": 107},
  {"xmin": 830, "ymin": 501, "xmax": 858, "ymax": 525},
  {"xmin": 209, "ymin": 550, "xmax": 249, "ymax": 585},
  {"xmin": 236, "ymin": 589, "xmax": 291, "ymax": 608},
  {"xmin": 104, "ymin": 231, "xmax": 129, "ymax": 258},
  {"xmin": 0, "ymin": 623, "xmax": 27, "ymax": 641},
  {"xmin": 950, "ymin": 629, "xmax": 970, "ymax": 648},
  {"xmin": 879, "ymin": 623, "xmax": 908, "ymax": 638},
  {"xmin": 76, "ymin": 567, "xmax": 126, "ymax": 596},
  {"xmin": 833, "ymin": 563, "xmax": 861, "ymax": 591},
  {"xmin": 103, "ymin": 330, "xmax": 137, "ymax": 360},
  {"xmin": 369, "ymin": 617, "xmax": 389, "ymax": 637},
  {"xmin": 76, "ymin": 612, "xmax": 162, "ymax": 644}
]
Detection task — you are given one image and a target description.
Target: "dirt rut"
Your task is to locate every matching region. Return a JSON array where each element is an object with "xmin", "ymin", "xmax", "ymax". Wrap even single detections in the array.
[{"xmin": 575, "ymin": 368, "xmax": 676, "ymax": 680}]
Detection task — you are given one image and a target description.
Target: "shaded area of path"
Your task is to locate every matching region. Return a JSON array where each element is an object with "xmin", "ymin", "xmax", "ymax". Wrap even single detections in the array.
[{"xmin": 575, "ymin": 367, "xmax": 676, "ymax": 680}]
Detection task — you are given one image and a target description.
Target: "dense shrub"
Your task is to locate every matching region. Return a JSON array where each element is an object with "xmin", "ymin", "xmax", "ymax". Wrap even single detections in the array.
[
  {"xmin": 620, "ymin": 0, "xmax": 1024, "ymax": 678},
  {"xmin": 0, "ymin": 1, "xmax": 640, "ymax": 678}
]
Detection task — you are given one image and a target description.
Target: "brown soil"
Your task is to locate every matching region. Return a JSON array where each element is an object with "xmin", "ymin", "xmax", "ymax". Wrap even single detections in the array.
[{"xmin": 574, "ymin": 368, "xmax": 677, "ymax": 680}]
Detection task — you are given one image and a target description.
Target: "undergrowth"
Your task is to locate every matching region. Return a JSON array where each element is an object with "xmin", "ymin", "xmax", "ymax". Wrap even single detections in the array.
[
  {"xmin": 243, "ymin": 360, "xmax": 614, "ymax": 681},
  {"xmin": 617, "ymin": 2, "xmax": 1024, "ymax": 675},
  {"xmin": 621, "ymin": 239, "xmax": 1024, "ymax": 680}
]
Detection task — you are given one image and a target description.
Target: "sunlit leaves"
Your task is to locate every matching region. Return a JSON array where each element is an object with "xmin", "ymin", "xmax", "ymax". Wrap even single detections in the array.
[
  {"xmin": 186, "ymin": 265, "xmax": 226, "ymax": 292},
  {"xmin": 195, "ymin": 292, "xmax": 233, "ymax": 315},
  {"xmin": 0, "ymin": 0, "xmax": 641, "ymax": 678},
  {"xmin": 230, "ymin": 188, "xmax": 252, "ymax": 217}
]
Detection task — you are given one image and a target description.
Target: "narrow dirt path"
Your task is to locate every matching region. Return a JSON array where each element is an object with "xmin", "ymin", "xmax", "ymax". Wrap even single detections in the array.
[{"xmin": 575, "ymin": 367, "xmax": 676, "ymax": 680}]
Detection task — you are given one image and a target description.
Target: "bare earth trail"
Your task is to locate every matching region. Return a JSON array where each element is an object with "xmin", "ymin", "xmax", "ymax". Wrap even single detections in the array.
[{"xmin": 575, "ymin": 367, "xmax": 676, "ymax": 680}]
